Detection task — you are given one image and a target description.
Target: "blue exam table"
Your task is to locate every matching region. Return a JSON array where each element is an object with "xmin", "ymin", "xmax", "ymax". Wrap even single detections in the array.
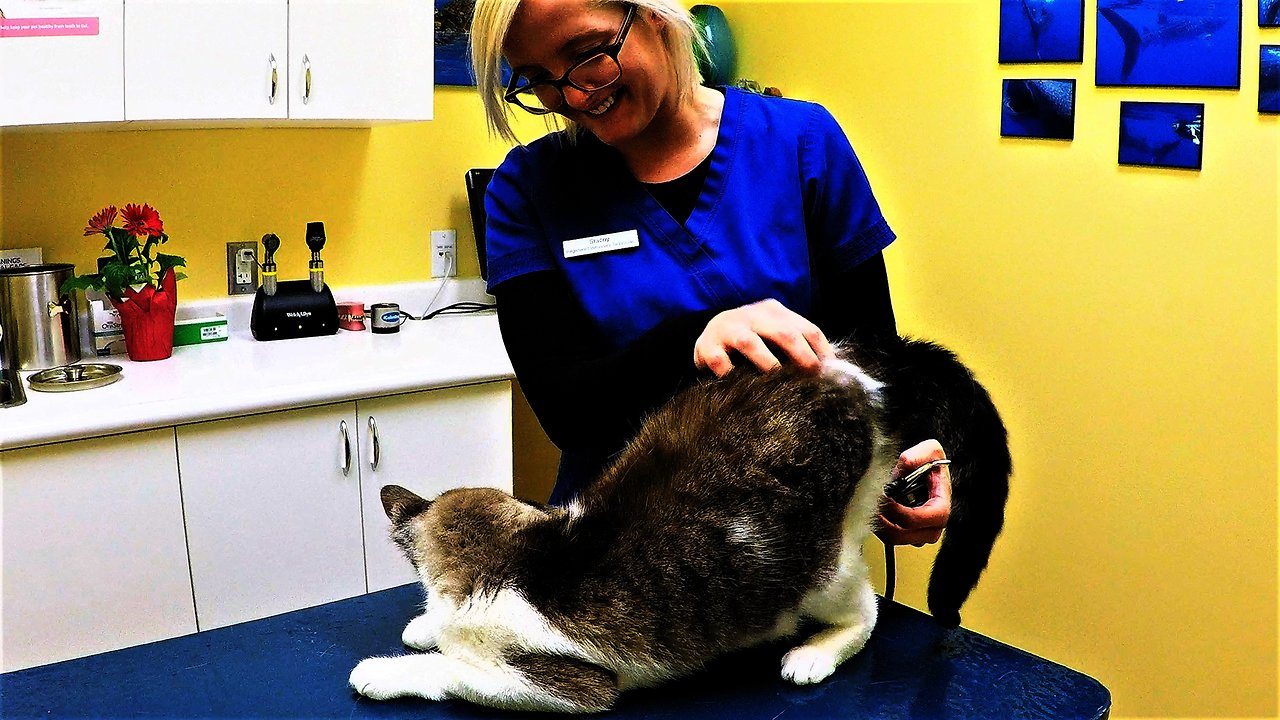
[{"xmin": 1, "ymin": 583, "xmax": 1110, "ymax": 719}]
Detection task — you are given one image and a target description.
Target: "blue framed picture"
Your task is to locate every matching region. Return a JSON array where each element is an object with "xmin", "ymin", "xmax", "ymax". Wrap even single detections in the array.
[
  {"xmin": 1263, "ymin": 0, "xmax": 1279, "ymax": 26},
  {"xmin": 1262, "ymin": 47, "xmax": 1280, "ymax": 112},
  {"xmin": 999, "ymin": 0, "xmax": 1085, "ymax": 62},
  {"xmin": 1001, "ymin": 79, "xmax": 1076, "ymax": 139},
  {"xmin": 436, "ymin": 0, "xmax": 477, "ymax": 86},
  {"xmin": 1096, "ymin": 0, "xmax": 1241, "ymax": 87},
  {"xmin": 1118, "ymin": 102, "xmax": 1204, "ymax": 170}
]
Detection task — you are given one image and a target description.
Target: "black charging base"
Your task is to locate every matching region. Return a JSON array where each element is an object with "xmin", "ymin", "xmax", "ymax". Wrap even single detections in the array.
[{"xmin": 250, "ymin": 280, "xmax": 339, "ymax": 341}]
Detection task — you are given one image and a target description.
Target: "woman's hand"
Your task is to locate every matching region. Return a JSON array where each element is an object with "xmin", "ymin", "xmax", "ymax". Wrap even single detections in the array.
[
  {"xmin": 694, "ymin": 299, "xmax": 833, "ymax": 376},
  {"xmin": 876, "ymin": 439, "xmax": 952, "ymax": 546}
]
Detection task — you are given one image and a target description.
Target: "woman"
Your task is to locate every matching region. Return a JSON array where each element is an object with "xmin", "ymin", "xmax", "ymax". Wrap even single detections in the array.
[{"xmin": 471, "ymin": 0, "xmax": 949, "ymax": 546}]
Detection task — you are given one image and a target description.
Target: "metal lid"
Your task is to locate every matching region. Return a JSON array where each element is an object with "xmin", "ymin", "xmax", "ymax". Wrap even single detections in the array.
[
  {"xmin": 28, "ymin": 363, "xmax": 123, "ymax": 393},
  {"xmin": 0, "ymin": 262, "xmax": 76, "ymax": 277}
]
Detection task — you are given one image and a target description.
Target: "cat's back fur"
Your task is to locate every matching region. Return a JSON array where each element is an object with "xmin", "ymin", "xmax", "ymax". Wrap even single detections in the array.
[{"xmin": 513, "ymin": 360, "xmax": 888, "ymax": 669}]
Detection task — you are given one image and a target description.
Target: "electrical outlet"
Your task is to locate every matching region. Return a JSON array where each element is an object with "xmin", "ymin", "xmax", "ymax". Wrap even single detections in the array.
[
  {"xmin": 226, "ymin": 241, "xmax": 258, "ymax": 295},
  {"xmin": 431, "ymin": 229, "xmax": 457, "ymax": 278}
]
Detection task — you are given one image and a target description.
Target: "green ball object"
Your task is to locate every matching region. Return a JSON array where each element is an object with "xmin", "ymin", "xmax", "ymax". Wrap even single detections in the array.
[{"xmin": 691, "ymin": 4, "xmax": 737, "ymax": 87}]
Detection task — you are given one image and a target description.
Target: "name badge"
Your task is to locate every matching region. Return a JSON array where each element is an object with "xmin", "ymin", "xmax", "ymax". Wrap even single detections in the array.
[{"xmin": 562, "ymin": 230, "xmax": 640, "ymax": 259}]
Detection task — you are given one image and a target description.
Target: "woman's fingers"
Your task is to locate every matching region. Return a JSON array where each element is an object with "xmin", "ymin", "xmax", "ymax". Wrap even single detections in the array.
[{"xmin": 694, "ymin": 299, "xmax": 833, "ymax": 375}]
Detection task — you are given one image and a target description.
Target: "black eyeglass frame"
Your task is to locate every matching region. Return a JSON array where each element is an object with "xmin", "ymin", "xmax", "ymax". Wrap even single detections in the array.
[{"xmin": 503, "ymin": 3, "xmax": 637, "ymax": 115}]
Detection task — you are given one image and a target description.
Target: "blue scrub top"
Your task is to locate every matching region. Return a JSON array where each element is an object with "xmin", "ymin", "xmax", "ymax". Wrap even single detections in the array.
[{"xmin": 484, "ymin": 86, "xmax": 895, "ymax": 352}]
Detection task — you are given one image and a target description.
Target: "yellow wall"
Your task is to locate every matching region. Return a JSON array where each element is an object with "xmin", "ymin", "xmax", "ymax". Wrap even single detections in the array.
[
  {"xmin": 0, "ymin": 90, "xmax": 554, "ymax": 293},
  {"xmin": 2, "ymin": 2, "xmax": 1278, "ymax": 717},
  {"xmin": 720, "ymin": 0, "xmax": 1277, "ymax": 717}
]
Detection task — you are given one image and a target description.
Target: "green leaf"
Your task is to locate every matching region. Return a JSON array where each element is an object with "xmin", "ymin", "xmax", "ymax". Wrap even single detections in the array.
[
  {"xmin": 102, "ymin": 264, "xmax": 131, "ymax": 299},
  {"xmin": 60, "ymin": 273, "xmax": 105, "ymax": 295},
  {"xmin": 156, "ymin": 253, "xmax": 187, "ymax": 278},
  {"xmin": 128, "ymin": 261, "xmax": 149, "ymax": 286}
]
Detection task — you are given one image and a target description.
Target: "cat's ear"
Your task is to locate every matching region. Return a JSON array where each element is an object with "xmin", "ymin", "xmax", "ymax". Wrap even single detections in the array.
[{"xmin": 380, "ymin": 485, "xmax": 430, "ymax": 523}]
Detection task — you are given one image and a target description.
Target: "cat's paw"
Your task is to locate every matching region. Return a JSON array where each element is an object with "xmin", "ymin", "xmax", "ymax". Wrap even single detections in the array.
[
  {"xmin": 780, "ymin": 645, "xmax": 838, "ymax": 685},
  {"xmin": 350, "ymin": 657, "xmax": 416, "ymax": 701},
  {"xmin": 401, "ymin": 614, "xmax": 439, "ymax": 650}
]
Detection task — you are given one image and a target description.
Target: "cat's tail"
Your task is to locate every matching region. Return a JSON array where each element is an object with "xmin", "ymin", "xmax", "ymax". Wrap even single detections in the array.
[
  {"xmin": 851, "ymin": 337, "xmax": 1013, "ymax": 628},
  {"xmin": 926, "ymin": 436, "xmax": 1011, "ymax": 627}
]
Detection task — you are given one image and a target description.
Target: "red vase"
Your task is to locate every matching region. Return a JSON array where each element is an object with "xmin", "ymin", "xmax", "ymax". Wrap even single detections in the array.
[{"xmin": 112, "ymin": 269, "xmax": 178, "ymax": 362}]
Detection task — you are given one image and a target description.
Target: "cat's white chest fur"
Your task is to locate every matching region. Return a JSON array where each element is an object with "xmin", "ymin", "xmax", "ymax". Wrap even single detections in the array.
[
  {"xmin": 425, "ymin": 587, "xmax": 677, "ymax": 691},
  {"xmin": 436, "ymin": 589, "xmax": 575, "ymax": 659}
]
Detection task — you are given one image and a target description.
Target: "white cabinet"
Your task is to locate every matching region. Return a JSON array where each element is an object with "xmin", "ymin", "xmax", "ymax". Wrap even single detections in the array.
[
  {"xmin": 287, "ymin": 0, "xmax": 433, "ymax": 121},
  {"xmin": 0, "ymin": 379, "xmax": 511, "ymax": 666},
  {"xmin": 123, "ymin": 0, "xmax": 432, "ymax": 122},
  {"xmin": 359, "ymin": 382, "xmax": 513, "ymax": 592},
  {"xmin": 0, "ymin": 0, "xmax": 125, "ymax": 125},
  {"xmin": 0, "ymin": 429, "xmax": 197, "ymax": 672},
  {"xmin": 176, "ymin": 402, "xmax": 367, "ymax": 630},
  {"xmin": 175, "ymin": 380, "xmax": 512, "ymax": 628},
  {"xmin": 124, "ymin": 0, "xmax": 289, "ymax": 121}
]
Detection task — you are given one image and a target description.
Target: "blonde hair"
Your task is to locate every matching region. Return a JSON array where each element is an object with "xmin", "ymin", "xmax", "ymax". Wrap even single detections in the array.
[{"xmin": 471, "ymin": 0, "xmax": 707, "ymax": 144}]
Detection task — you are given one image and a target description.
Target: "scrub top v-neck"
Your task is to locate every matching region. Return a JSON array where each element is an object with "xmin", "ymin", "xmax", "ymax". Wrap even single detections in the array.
[{"xmin": 483, "ymin": 85, "xmax": 895, "ymax": 353}]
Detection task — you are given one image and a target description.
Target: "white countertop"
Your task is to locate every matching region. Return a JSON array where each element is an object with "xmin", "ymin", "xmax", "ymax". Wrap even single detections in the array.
[{"xmin": 0, "ymin": 281, "xmax": 515, "ymax": 451}]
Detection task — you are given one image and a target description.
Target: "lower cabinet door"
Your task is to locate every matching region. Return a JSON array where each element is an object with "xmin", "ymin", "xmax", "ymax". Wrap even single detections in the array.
[
  {"xmin": 177, "ymin": 403, "xmax": 367, "ymax": 630},
  {"xmin": 358, "ymin": 381, "xmax": 513, "ymax": 592},
  {"xmin": 1, "ymin": 429, "xmax": 197, "ymax": 671}
]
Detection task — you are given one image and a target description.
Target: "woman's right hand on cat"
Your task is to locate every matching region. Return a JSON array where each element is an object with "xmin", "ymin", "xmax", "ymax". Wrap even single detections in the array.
[{"xmin": 694, "ymin": 299, "xmax": 833, "ymax": 377}]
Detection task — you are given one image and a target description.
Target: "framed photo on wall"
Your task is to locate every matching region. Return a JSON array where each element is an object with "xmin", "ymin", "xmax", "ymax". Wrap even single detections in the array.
[
  {"xmin": 1000, "ymin": 79, "xmax": 1076, "ymax": 139},
  {"xmin": 436, "ymin": 0, "xmax": 477, "ymax": 86},
  {"xmin": 1096, "ymin": 0, "xmax": 1241, "ymax": 87},
  {"xmin": 1263, "ymin": 0, "xmax": 1279, "ymax": 26},
  {"xmin": 999, "ymin": 0, "xmax": 1085, "ymax": 62},
  {"xmin": 1262, "ymin": 46, "xmax": 1280, "ymax": 112},
  {"xmin": 1118, "ymin": 101, "xmax": 1204, "ymax": 170}
]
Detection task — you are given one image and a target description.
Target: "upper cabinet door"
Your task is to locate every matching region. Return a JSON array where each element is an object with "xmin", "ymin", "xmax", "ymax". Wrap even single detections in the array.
[
  {"xmin": 288, "ymin": 0, "xmax": 432, "ymax": 121},
  {"xmin": 0, "ymin": 0, "xmax": 124, "ymax": 126},
  {"xmin": 124, "ymin": 0, "xmax": 287, "ymax": 121}
]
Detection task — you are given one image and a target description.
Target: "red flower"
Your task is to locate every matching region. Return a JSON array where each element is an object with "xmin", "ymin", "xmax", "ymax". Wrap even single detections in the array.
[
  {"xmin": 121, "ymin": 203, "xmax": 164, "ymax": 237},
  {"xmin": 84, "ymin": 206, "xmax": 118, "ymax": 236}
]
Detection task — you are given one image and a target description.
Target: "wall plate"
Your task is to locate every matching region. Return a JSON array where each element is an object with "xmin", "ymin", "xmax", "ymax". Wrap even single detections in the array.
[{"xmin": 226, "ymin": 241, "xmax": 258, "ymax": 295}]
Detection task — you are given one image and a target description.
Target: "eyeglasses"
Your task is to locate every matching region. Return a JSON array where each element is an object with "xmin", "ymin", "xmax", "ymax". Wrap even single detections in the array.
[{"xmin": 504, "ymin": 4, "xmax": 636, "ymax": 115}]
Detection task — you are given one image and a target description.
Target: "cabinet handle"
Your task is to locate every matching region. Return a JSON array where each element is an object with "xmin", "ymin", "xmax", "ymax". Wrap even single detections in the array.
[
  {"xmin": 268, "ymin": 53, "xmax": 278, "ymax": 105},
  {"xmin": 302, "ymin": 54, "xmax": 312, "ymax": 105},
  {"xmin": 340, "ymin": 420, "xmax": 352, "ymax": 476},
  {"xmin": 368, "ymin": 416, "xmax": 380, "ymax": 471}
]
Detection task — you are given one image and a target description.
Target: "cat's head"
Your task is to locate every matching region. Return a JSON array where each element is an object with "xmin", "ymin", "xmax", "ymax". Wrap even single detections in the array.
[{"xmin": 379, "ymin": 484, "xmax": 550, "ymax": 593}]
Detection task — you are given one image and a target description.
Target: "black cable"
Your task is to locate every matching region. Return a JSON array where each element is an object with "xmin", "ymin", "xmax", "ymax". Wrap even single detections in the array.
[
  {"xmin": 422, "ymin": 302, "xmax": 496, "ymax": 320},
  {"xmin": 884, "ymin": 541, "xmax": 897, "ymax": 601},
  {"xmin": 398, "ymin": 302, "xmax": 497, "ymax": 323}
]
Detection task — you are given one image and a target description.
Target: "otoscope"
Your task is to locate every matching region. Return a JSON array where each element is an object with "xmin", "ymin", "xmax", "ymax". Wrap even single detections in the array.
[{"xmin": 306, "ymin": 221, "xmax": 326, "ymax": 293}]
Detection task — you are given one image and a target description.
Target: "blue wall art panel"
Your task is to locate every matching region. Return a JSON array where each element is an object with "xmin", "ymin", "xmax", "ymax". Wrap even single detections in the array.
[
  {"xmin": 1262, "ymin": 46, "xmax": 1280, "ymax": 112},
  {"xmin": 1096, "ymin": 0, "xmax": 1241, "ymax": 87},
  {"xmin": 1263, "ymin": 0, "xmax": 1280, "ymax": 26},
  {"xmin": 999, "ymin": 0, "xmax": 1085, "ymax": 62},
  {"xmin": 1118, "ymin": 101, "xmax": 1204, "ymax": 169},
  {"xmin": 436, "ymin": 0, "xmax": 477, "ymax": 86},
  {"xmin": 1001, "ymin": 79, "xmax": 1076, "ymax": 139}
]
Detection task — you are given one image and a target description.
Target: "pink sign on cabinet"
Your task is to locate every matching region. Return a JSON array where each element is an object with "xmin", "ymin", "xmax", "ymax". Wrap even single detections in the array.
[{"xmin": 0, "ymin": 16, "xmax": 99, "ymax": 37}]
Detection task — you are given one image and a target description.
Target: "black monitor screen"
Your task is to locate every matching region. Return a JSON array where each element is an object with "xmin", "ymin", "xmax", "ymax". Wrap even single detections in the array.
[{"xmin": 465, "ymin": 169, "xmax": 496, "ymax": 281}]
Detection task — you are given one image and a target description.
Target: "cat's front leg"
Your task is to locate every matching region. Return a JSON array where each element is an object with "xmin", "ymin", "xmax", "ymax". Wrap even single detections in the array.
[
  {"xmin": 401, "ymin": 613, "xmax": 440, "ymax": 650},
  {"xmin": 350, "ymin": 654, "xmax": 451, "ymax": 701},
  {"xmin": 782, "ymin": 574, "xmax": 878, "ymax": 685}
]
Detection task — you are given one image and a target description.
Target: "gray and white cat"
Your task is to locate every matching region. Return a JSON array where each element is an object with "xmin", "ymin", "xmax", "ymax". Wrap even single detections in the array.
[{"xmin": 349, "ymin": 336, "xmax": 1011, "ymax": 712}]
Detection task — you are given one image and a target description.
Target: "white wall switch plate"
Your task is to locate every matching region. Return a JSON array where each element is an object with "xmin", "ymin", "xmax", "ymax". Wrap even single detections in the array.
[{"xmin": 431, "ymin": 230, "xmax": 457, "ymax": 278}]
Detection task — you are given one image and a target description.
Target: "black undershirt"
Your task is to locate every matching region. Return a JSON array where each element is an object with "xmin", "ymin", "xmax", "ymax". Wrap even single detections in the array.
[{"xmin": 642, "ymin": 154, "xmax": 712, "ymax": 225}]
